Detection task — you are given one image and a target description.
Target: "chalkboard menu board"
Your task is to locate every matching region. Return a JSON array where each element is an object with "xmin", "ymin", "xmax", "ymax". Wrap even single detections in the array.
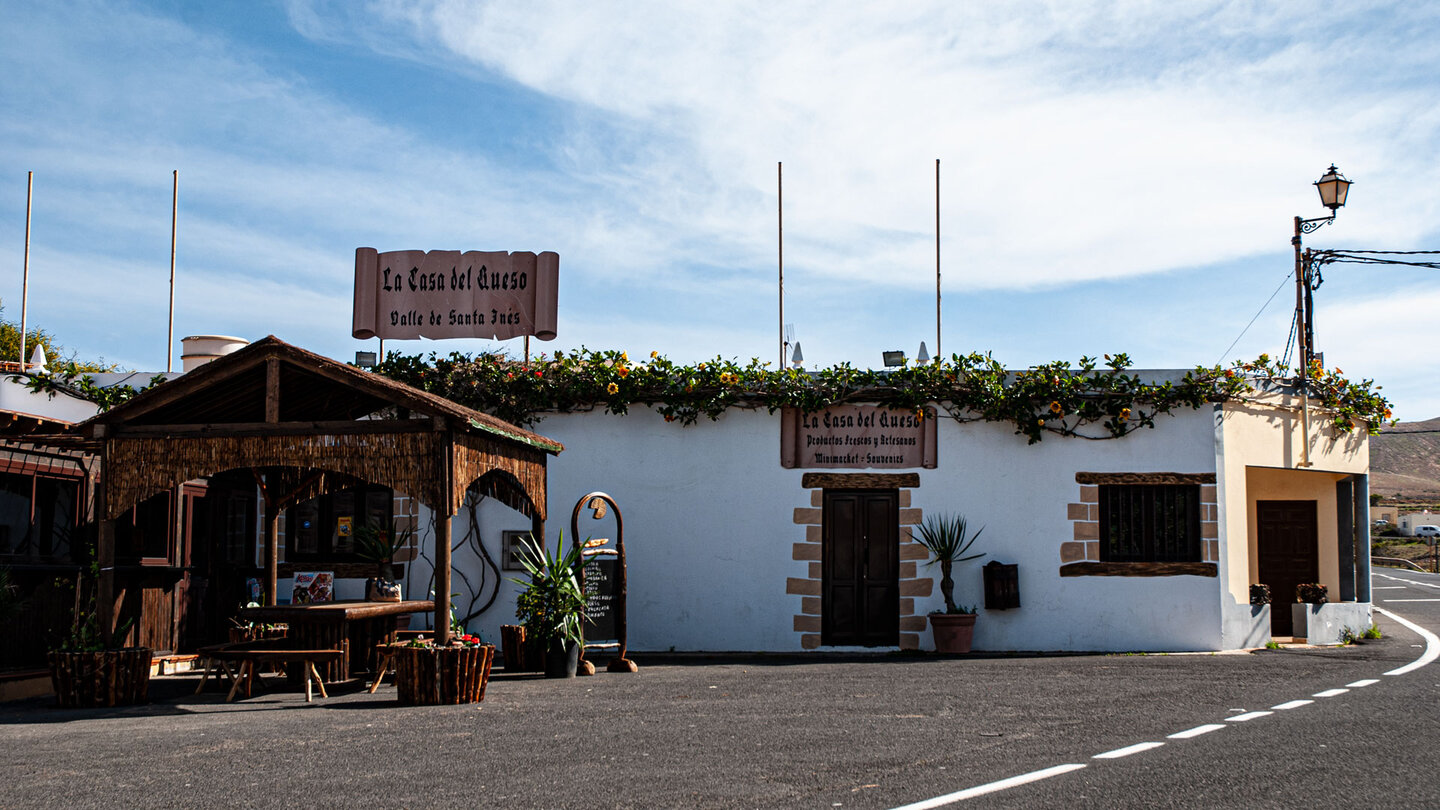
[{"xmin": 582, "ymin": 558, "xmax": 619, "ymax": 641}]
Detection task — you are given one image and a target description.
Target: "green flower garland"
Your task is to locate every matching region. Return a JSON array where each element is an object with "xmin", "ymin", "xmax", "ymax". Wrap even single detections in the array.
[
  {"xmin": 375, "ymin": 349, "xmax": 1392, "ymax": 444},
  {"xmin": 19, "ymin": 349, "xmax": 1390, "ymax": 445}
]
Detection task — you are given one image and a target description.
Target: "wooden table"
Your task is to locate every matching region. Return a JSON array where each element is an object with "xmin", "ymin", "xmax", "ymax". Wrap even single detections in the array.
[{"xmin": 238, "ymin": 600, "xmax": 434, "ymax": 682}]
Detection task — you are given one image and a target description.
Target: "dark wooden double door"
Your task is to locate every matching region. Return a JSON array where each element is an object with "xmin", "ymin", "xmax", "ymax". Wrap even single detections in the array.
[
  {"xmin": 822, "ymin": 490, "xmax": 899, "ymax": 647},
  {"xmin": 1257, "ymin": 500, "xmax": 1318, "ymax": 636}
]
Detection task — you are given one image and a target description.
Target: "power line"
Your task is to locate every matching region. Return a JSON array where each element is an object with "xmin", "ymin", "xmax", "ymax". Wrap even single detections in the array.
[{"xmin": 1217, "ymin": 271, "xmax": 1294, "ymax": 366}]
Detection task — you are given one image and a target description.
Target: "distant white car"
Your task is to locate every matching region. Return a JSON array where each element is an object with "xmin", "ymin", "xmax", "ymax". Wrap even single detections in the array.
[
  {"xmin": 1374, "ymin": 518, "xmax": 1389, "ymax": 526},
  {"xmin": 1415, "ymin": 525, "xmax": 1440, "ymax": 538}
]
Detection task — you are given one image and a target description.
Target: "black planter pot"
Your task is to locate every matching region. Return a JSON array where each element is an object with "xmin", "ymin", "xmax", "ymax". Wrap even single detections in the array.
[{"xmin": 544, "ymin": 640, "xmax": 580, "ymax": 678}]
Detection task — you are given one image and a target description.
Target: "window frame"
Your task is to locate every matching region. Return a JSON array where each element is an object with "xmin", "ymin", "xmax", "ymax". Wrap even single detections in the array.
[
  {"xmin": 1097, "ymin": 483, "xmax": 1202, "ymax": 564},
  {"xmin": 283, "ymin": 483, "xmax": 393, "ymax": 564}
]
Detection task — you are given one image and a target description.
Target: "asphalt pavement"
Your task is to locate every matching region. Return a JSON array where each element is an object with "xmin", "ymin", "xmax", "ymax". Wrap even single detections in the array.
[{"xmin": 3, "ymin": 575, "xmax": 1438, "ymax": 809}]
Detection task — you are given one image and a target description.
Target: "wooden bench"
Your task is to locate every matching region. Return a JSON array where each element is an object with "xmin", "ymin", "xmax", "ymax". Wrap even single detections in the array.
[
  {"xmin": 367, "ymin": 630, "xmax": 432, "ymax": 694},
  {"xmin": 194, "ymin": 640, "xmax": 346, "ymax": 703}
]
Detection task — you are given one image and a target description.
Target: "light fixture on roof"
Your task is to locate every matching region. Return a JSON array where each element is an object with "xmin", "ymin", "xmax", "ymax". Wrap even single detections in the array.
[
  {"xmin": 355, "ymin": 351, "xmax": 377, "ymax": 369},
  {"xmin": 882, "ymin": 350, "xmax": 906, "ymax": 367}
]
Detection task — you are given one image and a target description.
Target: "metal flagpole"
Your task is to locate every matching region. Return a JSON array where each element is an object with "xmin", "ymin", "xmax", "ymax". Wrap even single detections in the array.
[
  {"xmin": 20, "ymin": 172, "xmax": 32, "ymax": 367},
  {"xmin": 935, "ymin": 158, "xmax": 941, "ymax": 364},
  {"xmin": 778, "ymin": 161, "xmax": 784, "ymax": 369},
  {"xmin": 167, "ymin": 170, "xmax": 178, "ymax": 373}
]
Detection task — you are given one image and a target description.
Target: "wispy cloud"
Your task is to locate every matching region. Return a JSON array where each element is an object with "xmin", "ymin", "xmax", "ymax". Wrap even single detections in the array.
[{"xmin": 2, "ymin": 1, "xmax": 1437, "ymax": 418}]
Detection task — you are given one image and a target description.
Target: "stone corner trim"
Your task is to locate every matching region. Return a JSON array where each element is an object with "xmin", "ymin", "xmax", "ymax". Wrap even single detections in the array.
[
  {"xmin": 1064, "ymin": 473, "xmax": 1220, "ymax": 569},
  {"xmin": 1059, "ymin": 561, "xmax": 1219, "ymax": 578},
  {"xmin": 801, "ymin": 472, "xmax": 921, "ymax": 489},
  {"xmin": 1074, "ymin": 471, "xmax": 1217, "ymax": 485},
  {"xmin": 792, "ymin": 474, "xmax": 924, "ymax": 651}
]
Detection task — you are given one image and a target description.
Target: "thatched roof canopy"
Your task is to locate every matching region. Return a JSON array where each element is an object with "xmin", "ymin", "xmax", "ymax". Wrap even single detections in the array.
[{"xmin": 79, "ymin": 336, "xmax": 562, "ymax": 520}]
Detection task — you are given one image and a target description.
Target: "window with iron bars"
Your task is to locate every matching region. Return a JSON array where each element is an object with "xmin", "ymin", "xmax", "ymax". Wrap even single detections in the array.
[{"xmin": 1098, "ymin": 484, "xmax": 1201, "ymax": 563}]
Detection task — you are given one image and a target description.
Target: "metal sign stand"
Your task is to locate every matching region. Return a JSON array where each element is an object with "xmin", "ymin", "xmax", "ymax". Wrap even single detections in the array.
[{"xmin": 571, "ymin": 491, "xmax": 637, "ymax": 673}]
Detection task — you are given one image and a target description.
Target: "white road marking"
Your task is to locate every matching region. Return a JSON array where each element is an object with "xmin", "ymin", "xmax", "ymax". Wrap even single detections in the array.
[
  {"xmin": 1375, "ymin": 573, "xmax": 1440, "ymax": 590},
  {"xmin": 1375, "ymin": 606, "xmax": 1440, "ymax": 676},
  {"xmin": 893, "ymin": 602, "xmax": 1438, "ymax": 809},
  {"xmin": 1372, "ymin": 586, "xmax": 1406, "ymax": 590},
  {"xmin": 888, "ymin": 763, "xmax": 1087, "ymax": 809},
  {"xmin": 1383, "ymin": 598, "xmax": 1440, "ymax": 602},
  {"xmin": 1093, "ymin": 742, "xmax": 1164, "ymax": 759},
  {"xmin": 1167, "ymin": 724, "xmax": 1225, "ymax": 739}
]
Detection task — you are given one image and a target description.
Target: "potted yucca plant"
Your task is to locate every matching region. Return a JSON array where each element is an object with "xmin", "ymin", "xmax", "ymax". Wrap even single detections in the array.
[{"xmin": 914, "ymin": 513, "xmax": 986, "ymax": 653}]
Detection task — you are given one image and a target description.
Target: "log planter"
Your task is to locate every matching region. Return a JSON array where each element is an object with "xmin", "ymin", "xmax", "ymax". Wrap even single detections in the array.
[
  {"xmin": 500, "ymin": 624, "xmax": 545, "ymax": 673},
  {"xmin": 393, "ymin": 643, "xmax": 495, "ymax": 706},
  {"xmin": 48, "ymin": 647, "xmax": 153, "ymax": 708}
]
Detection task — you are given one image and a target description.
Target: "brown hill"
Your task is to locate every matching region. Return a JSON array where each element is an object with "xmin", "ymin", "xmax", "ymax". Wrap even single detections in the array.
[{"xmin": 1370, "ymin": 417, "xmax": 1440, "ymax": 501}]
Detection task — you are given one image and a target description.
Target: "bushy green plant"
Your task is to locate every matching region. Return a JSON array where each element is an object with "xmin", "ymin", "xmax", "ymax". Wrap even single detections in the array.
[
  {"xmin": 353, "ymin": 518, "xmax": 411, "ymax": 580},
  {"xmin": 0, "ymin": 566, "xmax": 23, "ymax": 625},
  {"xmin": 511, "ymin": 532, "xmax": 587, "ymax": 649},
  {"xmin": 913, "ymin": 514, "xmax": 985, "ymax": 614}
]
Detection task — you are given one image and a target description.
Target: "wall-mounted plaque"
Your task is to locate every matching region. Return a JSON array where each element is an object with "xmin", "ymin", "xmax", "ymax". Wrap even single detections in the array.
[{"xmin": 780, "ymin": 405, "xmax": 938, "ymax": 469}]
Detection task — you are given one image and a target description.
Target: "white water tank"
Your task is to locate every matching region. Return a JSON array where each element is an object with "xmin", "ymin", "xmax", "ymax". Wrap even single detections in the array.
[{"xmin": 181, "ymin": 335, "xmax": 249, "ymax": 371}]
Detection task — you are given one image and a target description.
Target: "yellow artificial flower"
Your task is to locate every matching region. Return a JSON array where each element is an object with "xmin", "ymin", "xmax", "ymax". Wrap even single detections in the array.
[
  {"xmin": 606, "ymin": 382, "xmax": 619, "ymax": 395},
  {"xmin": 1049, "ymin": 400, "xmax": 1062, "ymax": 414}
]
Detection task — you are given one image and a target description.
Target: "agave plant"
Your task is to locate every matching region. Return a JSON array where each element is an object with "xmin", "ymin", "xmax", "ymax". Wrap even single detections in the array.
[
  {"xmin": 913, "ymin": 514, "xmax": 985, "ymax": 614},
  {"xmin": 511, "ymin": 532, "xmax": 588, "ymax": 650},
  {"xmin": 353, "ymin": 519, "xmax": 412, "ymax": 581}
]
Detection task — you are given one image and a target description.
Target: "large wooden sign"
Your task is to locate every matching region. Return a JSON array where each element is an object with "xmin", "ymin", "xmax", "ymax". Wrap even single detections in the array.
[
  {"xmin": 352, "ymin": 247, "xmax": 559, "ymax": 342},
  {"xmin": 570, "ymin": 492, "xmax": 637, "ymax": 673},
  {"xmin": 780, "ymin": 405, "xmax": 938, "ymax": 469}
]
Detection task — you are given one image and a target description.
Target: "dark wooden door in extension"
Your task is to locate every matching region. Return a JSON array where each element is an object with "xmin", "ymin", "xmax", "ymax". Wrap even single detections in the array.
[
  {"xmin": 822, "ymin": 490, "xmax": 899, "ymax": 647},
  {"xmin": 1257, "ymin": 500, "xmax": 1319, "ymax": 636}
]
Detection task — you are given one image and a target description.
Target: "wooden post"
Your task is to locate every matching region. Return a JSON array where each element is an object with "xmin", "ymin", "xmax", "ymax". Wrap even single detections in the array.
[
  {"xmin": 95, "ymin": 441, "xmax": 117, "ymax": 645},
  {"xmin": 97, "ymin": 518, "xmax": 117, "ymax": 645},
  {"xmin": 434, "ymin": 425, "xmax": 454, "ymax": 644},
  {"xmin": 435, "ymin": 511, "xmax": 452, "ymax": 644},
  {"xmin": 265, "ymin": 510, "xmax": 279, "ymax": 606}
]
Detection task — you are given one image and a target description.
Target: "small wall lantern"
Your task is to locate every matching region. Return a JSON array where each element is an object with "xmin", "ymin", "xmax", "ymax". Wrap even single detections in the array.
[{"xmin": 983, "ymin": 560, "xmax": 1020, "ymax": 610}]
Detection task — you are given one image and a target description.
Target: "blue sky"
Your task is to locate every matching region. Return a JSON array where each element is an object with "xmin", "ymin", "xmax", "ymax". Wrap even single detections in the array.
[{"xmin": 3, "ymin": 1, "xmax": 1439, "ymax": 419}]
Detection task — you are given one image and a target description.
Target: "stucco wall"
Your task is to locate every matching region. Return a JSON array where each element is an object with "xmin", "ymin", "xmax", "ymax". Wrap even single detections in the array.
[
  {"xmin": 1215, "ymin": 397, "xmax": 1369, "ymax": 647},
  {"xmin": 412, "ymin": 404, "xmax": 1233, "ymax": 652}
]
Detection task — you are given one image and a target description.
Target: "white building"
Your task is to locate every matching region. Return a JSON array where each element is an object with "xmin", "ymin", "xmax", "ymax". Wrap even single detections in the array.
[{"xmin": 404, "ymin": 383, "xmax": 1372, "ymax": 652}]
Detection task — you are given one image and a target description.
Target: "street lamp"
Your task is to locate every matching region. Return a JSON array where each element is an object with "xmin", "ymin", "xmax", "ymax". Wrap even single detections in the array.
[{"xmin": 1294, "ymin": 164, "xmax": 1353, "ymax": 370}]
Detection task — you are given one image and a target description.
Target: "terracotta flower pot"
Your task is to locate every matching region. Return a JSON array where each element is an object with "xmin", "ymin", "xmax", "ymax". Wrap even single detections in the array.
[{"xmin": 929, "ymin": 613, "xmax": 977, "ymax": 654}]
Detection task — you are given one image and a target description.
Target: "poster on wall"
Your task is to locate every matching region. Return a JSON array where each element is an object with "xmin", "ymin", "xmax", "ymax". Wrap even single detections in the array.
[
  {"xmin": 352, "ymin": 247, "xmax": 559, "ymax": 342},
  {"xmin": 291, "ymin": 572, "xmax": 334, "ymax": 605},
  {"xmin": 780, "ymin": 405, "xmax": 938, "ymax": 469}
]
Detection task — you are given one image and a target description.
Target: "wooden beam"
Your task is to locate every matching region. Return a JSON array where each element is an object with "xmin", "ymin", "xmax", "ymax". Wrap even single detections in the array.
[
  {"xmin": 1059, "ymin": 562, "xmax": 1218, "ymax": 578},
  {"xmin": 111, "ymin": 419, "xmax": 433, "ymax": 439},
  {"xmin": 265, "ymin": 357, "xmax": 280, "ymax": 423}
]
